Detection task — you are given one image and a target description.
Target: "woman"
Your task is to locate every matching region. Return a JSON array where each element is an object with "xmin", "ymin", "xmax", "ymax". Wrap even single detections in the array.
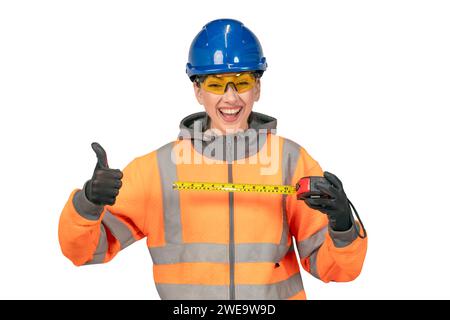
[{"xmin": 58, "ymin": 18, "xmax": 367, "ymax": 300}]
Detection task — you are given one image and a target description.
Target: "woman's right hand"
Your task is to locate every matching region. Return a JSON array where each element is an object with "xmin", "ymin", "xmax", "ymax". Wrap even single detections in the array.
[{"xmin": 85, "ymin": 142, "xmax": 123, "ymax": 206}]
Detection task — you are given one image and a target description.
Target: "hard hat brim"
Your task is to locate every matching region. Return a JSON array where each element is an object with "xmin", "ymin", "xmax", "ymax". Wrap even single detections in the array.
[{"xmin": 186, "ymin": 61, "xmax": 267, "ymax": 78}]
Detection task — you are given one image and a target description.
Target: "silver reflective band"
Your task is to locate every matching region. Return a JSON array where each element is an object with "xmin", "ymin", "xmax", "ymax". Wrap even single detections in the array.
[
  {"xmin": 149, "ymin": 243, "xmax": 294, "ymax": 264},
  {"xmin": 149, "ymin": 243, "xmax": 226, "ymax": 264},
  {"xmin": 157, "ymin": 142, "xmax": 183, "ymax": 244},
  {"xmin": 309, "ymin": 250, "xmax": 320, "ymax": 279},
  {"xmin": 85, "ymin": 224, "xmax": 108, "ymax": 265},
  {"xmin": 281, "ymin": 139, "xmax": 301, "ymax": 247},
  {"xmin": 85, "ymin": 211, "xmax": 136, "ymax": 265},
  {"xmin": 156, "ymin": 283, "xmax": 229, "ymax": 300},
  {"xmin": 155, "ymin": 272, "xmax": 303, "ymax": 300},
  {"xmin": 235, "ymin": 243, "xmax": 293, "ymax": 263},
  {"xmin": 297, "ymin": 226, "xmax": 327, "ymax": 259},
  {"xmin": 103, "ymin": 211, "xmax": 136, "ymax": 250},
  {"xmin": 236, "ymin": 273, "xmax": 304, "ymax": 300}
]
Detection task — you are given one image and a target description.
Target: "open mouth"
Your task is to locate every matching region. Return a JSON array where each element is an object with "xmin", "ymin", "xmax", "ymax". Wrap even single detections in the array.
[{"xmin": 217, "ymin": 107, "xmax": 244, "ymax": 123}]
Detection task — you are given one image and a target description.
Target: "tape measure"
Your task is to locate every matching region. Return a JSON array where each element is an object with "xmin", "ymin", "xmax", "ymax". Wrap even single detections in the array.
[{"xmin": 172, "ymin": 181, "xmax": 296, "ymax": 195}]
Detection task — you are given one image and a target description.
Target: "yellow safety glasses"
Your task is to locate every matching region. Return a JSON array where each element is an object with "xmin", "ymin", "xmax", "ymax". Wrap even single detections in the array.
[{"xmin": 200, "ymin": 72, "xmax": 257, "ymax": 95}]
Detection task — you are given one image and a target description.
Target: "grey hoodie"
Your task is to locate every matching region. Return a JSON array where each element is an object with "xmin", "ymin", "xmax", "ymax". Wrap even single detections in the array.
[{"xmin": 177, "ymin": 111, "xmax": 277, "ymax": 162}]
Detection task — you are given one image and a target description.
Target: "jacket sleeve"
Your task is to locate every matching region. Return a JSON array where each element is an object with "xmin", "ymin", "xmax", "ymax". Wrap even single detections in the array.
[
  {"xmin": 286, "ymin": 146, "xmax": 368, "ymax": 282},
  {"xmin": 58, "ymin": 155, "xmax": 150, "ymax": 266}
]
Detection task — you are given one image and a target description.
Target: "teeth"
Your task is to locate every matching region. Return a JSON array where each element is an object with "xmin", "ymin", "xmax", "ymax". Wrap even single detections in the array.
[{"xmin": 220, "ymin": 108, "xmax": 241, "ymax": 115}]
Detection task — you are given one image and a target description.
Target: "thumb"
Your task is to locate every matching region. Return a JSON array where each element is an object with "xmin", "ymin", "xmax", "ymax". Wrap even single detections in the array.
[{"xmin": 91, "ymin": 142, "xmax": 109, "ymax": 169}]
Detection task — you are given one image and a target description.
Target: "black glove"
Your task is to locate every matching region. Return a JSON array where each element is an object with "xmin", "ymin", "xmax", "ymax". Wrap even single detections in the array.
[
  {"xmin": 85, "ymin": 142, "xmax": 123, "ymax": 206},
  {"xmin": 302, "ymin": 171, "xmax": 352, "ymax": 231}
]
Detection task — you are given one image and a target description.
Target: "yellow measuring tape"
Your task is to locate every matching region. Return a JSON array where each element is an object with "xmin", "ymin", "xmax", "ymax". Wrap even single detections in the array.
[{"xmin": 172, "ymin": 181, "xmax": 296, "ymax": 195}]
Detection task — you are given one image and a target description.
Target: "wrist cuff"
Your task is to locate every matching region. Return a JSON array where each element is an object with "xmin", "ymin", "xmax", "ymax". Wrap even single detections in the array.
[
  {"xmin": 328, "ymin": 216, "xmax": 359, "ymax": 248},
  {"xmin": 72, "ymin": 181, "xmax": 104, "ymax": 221}
]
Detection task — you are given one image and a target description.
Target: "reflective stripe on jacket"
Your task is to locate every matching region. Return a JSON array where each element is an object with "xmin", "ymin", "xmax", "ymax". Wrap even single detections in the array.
[{"xmin": 58, "ymin": 111, "xmax": 368, "ymax": 300}]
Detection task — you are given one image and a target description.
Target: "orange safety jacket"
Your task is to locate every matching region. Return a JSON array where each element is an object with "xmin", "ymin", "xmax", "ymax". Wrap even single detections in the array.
[{"xmin": 58, "ymin": 112, "xmax": 367, "ymax": 300}]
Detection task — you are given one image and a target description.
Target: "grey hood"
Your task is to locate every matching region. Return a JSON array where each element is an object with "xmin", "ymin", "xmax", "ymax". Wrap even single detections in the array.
[
  {"xmin": 179, "ymin": 111, "xmax": 277, "ymax": 140},
  {"xmin": 177, "ymin": 111, "xmax": 278, "ymax": 161}
]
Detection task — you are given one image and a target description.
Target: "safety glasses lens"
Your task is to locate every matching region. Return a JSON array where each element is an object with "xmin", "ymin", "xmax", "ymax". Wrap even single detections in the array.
[{"xmin": 202, "ymin": 73, "xmax": 256, "ymax": 94}]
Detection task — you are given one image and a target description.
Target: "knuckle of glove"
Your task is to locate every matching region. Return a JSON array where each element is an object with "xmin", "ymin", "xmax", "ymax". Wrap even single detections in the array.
[
  {"xmin": 95, "ymin": 168, "xmax": 113, "ymax": 179},
  {"xmin": 92, "ymin": 183, "xmax": 119, "ymax": 199},
  {"xmin": 93, "ymin": 193, "xmax": 118, "ymax": 206}
]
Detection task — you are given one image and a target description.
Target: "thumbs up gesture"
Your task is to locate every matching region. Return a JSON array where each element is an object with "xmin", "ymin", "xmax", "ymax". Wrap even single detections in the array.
[{"xmin": 85, "ymin": 142, "xmax": 123, "ymax": 206}]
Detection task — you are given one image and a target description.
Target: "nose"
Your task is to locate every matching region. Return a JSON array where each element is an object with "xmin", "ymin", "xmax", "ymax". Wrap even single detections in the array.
[{"xmin": 222, "ymin": 83, "xmax": 239, "ymax": 103}]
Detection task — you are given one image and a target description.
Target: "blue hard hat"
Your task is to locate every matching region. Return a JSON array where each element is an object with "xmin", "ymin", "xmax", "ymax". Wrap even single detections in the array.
[{"xmin": 186, "ymin": 19, "xmax": 267, "ymax": 80}]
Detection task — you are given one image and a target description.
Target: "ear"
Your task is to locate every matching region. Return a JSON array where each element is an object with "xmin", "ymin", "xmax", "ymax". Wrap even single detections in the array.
[
  {"xmin": 254, "ymin": 79, "xmax": 261, "ymax": 102},
  {"xmin": 193, "ymin": 82, "xmax": 204, "ymax": 105}
]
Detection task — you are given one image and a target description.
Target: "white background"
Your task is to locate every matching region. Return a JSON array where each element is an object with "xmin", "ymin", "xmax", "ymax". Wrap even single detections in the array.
[{"xmin": 1, "ymin": 0, "xmax": 449, "ymax": 299}]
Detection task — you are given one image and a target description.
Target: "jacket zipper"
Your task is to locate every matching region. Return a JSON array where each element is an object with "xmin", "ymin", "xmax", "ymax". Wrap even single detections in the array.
[{"xmin": 227, "ymin": 139, "xmax": 235, "ymax": 300}]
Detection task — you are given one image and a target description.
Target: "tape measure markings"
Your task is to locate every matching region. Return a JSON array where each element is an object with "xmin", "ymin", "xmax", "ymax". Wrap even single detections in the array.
[{"xmin": 172, "ymin": 181, "xmax": 296, "ymax": 195}]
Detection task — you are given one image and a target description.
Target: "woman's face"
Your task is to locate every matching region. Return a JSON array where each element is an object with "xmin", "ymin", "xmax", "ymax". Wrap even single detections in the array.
[{"xmin": 193, "ymin": 72, "xmax": 261, "ymax": 134}]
